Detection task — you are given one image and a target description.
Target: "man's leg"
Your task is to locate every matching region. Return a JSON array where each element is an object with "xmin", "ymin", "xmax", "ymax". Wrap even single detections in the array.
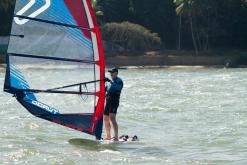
[
  {"xmin": 104, "ymin": 115, "xmax": 111, "ymax": 140},
  {"xmin": 109, "ymin": 113, "xmax": 118, "ymax": 141}
]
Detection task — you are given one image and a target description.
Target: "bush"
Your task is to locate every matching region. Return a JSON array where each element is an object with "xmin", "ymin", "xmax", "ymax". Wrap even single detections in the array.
[{"xmin": 101, "ymin": 22, "xmax": 161, "ymax": 53}]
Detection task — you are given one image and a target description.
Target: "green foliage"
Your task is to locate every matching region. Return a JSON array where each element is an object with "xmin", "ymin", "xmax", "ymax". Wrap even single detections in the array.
[
  {"xmin": 174, "ymin": 0, "xmax": 194, "ymax": 16},
  {"xmin": 95, "ymin": 0, "xmax": 247, "ymax": 51},
  {"xmin": 1, "ymin": 0, "xmax": 246, "ymax": 51},
  {"xmin": 97, "ymin": 0, "xmax": 131, "ymax": 22},
  {"xmin": 0, "ymin": 0, "xmax": 14, "ymax": 11},
  {"xmin": 91, "ymin": 0, "xmax": 104, "ymax": 24},
  {"xmin": 97, "ymin": 0, "xmax": 177, "ymax": 48},
  {"xmin": 130, "ymin": 0, "xmax": 177, "ymax": 48},
  {"xmin": 101, "ymin": 22, "xmax": 161, "ymax": 52},
  {"xmin": 0, "ymin": 45, "xmax": 7, "ymax": 54},
  {"xmin": 0, "ymin": 0, "xmax": 15, "ymax": 36},
  {"xmin": 173, "ymin": 0, "xmax": 247, "ymax": 50}
]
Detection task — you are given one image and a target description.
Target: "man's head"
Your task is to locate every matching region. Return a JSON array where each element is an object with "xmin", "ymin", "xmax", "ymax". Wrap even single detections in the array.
[{"xmin": 108, "ymin": 67, "xmax": 118, "ymax": 79}]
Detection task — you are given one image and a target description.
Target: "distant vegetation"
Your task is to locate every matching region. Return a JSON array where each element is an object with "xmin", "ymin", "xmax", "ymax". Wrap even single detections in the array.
[
  {"xmin": 0, "ymin": 0, "xmax": 14, "ymax": 36},
  {"xmin": 95, "ymin": 0, "xmax": 247, "ymax": 54},
  {"xmin": 0, "ymin": 0, "xmax": 247, "ymax": 55},
  {"xmin": 0, "ymin": 45, "xmax": 7, "ymax": 54},
  {"xmin": 101, "ymin": 22, "xmax": 161, "ymax": 53}
]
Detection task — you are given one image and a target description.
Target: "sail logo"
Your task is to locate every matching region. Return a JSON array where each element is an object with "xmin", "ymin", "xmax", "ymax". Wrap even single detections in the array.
[
  {"xmin": 32, "ymin": 100, "xmax": 59, "ymax": 114},
  {"xmin": 14, "ymin": 0, "xmax": 51, "ymax": 25}
]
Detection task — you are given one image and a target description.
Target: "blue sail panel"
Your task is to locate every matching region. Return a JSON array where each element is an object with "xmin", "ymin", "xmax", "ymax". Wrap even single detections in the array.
[{"xmin": 18, "ymin": 95, "xmax": 103, "ymax": 138}]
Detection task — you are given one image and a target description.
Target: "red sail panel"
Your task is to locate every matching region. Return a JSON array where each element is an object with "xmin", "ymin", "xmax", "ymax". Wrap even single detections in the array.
[{"xmin": 63, "ymin": 0, "xmax": 91, "ymax": 39}]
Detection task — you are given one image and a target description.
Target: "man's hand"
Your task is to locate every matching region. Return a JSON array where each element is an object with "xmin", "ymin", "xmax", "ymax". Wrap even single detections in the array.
[{"xmin": 104, "ymin": 77, "xmax": 111, "ymax": 82}]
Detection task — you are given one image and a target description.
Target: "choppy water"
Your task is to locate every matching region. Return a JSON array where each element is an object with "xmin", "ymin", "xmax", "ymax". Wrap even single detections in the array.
[{"xmin": 1, "ymin": 68, "xmax": 247, "ymax": 165}]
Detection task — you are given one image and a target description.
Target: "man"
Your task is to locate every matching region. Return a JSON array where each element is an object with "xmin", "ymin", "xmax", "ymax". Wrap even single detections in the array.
[{"xmin": 104, "ymin": 68, "xmax": 123, "ymax": 141}]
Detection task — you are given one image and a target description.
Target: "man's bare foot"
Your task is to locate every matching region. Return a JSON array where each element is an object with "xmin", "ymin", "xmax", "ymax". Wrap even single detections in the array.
[
  {"xmin": 112, "ymin": 137, "xmax": 119, "ymax": 141},
  {"xmin": 104, "ymin": 137, "xmax": 111, "ymax": 140}
]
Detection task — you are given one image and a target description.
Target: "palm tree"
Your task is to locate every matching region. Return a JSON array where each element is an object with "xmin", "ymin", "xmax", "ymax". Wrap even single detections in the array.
[
  {"xmin": 177, "ymin": 14, "xmax": 182, "ymax": 50},
  {"xmin": 174, "ymin": 0, "xmax": 198, "ymax": 55},
  {"xmin": 91, "ymin": 0, "xmax": 104, "ymax": 24}
]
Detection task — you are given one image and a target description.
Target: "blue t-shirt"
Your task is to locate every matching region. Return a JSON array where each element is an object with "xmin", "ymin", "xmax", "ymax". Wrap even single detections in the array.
[{"xmin": 107, "ymin": 77, "xmax": 123, "ymax": 97}]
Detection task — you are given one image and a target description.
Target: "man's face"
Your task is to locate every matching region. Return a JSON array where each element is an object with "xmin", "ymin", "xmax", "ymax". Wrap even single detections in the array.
[{"xmin": 110, "ymin": 72, "xmax": 118, "ymax": 79}]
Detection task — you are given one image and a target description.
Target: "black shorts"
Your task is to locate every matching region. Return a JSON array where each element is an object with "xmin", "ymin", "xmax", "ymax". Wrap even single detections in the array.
[{"xmin": 104, "ymin": 98, "xmax": 119, "ymax": 116}]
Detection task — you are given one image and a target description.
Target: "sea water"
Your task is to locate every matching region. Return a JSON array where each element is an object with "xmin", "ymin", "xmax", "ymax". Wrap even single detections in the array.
[{"xmin": 1, "ymin": 68, "xmax": 247, "ymax": 165}]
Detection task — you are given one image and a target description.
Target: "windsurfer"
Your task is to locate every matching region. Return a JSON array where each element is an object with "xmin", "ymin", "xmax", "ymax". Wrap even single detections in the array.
[{"xmin": 104, "ymin": 68, "xmax": 123, "ymax": 141}]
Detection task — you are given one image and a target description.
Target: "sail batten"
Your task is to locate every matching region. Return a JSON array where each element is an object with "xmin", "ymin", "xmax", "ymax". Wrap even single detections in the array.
[
  {"xmin": 9, "ymin": 53, "xmax": 97, "ymax": 64},
  {"xmin": 15, "ymin": 15, "xmax": 93, "ymax": 31},
  {"xmin": 16, "ymin": 89, "xmax": 98, "ymax": 95},
  {"xmin": 4, "ymin": 0, "xmax": 105, "ymax": 140}
]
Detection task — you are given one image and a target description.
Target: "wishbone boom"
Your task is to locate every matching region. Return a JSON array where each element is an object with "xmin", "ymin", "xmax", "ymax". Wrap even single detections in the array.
[{"xmin": 14, "ymin": 0, "xmax": 51, "ymax": 25}]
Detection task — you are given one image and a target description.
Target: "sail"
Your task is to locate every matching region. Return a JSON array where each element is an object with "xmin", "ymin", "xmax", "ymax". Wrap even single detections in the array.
[{"xmin": 4, "ymin": 0, "xmax": 105, "ymax": 140}]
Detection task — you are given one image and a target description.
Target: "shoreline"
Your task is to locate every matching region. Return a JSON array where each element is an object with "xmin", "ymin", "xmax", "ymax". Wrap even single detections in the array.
[
  {"xmin": 105, "ymin": 54, "xmax": 242, "ymax": 68},
  {"xmin": 1, "ymin": 64, "xmax": 247, "ymax": 70},
  {"xmin": 1, "ymin": 50, "xmax": 247, "ymax": 68}
]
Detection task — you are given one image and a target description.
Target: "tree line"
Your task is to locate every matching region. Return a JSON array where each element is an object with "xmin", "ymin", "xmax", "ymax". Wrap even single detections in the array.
[
  {"xmin": 1, "ymin": 0, "xmax": 247, "ymax": 53},
  {"xmin": 95, "ymin": 0, "xmax": 247, "ymax": 53}
]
